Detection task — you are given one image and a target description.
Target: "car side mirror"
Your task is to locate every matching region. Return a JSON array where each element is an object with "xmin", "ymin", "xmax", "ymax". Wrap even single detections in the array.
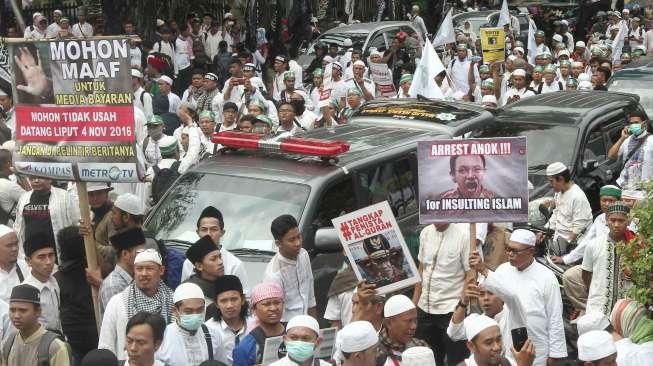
[
  {"xmin": 582, "ymin": 159, "xmax": 598, "ymax": 172},
  {"xmin": 314, "ymin": 227, "xmax": 342, "ymax": 254}
]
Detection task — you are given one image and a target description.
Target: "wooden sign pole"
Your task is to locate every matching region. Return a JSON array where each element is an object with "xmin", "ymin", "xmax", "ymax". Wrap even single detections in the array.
[{"xmin": 76, "ymin": 181, "xmax": 101, "ymax": 331}]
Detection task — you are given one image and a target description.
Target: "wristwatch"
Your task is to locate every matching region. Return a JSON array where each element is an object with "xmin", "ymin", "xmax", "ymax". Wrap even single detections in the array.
[{"xmin": 456, "ymin": 300, "xmax": 468, "ymax": 310}]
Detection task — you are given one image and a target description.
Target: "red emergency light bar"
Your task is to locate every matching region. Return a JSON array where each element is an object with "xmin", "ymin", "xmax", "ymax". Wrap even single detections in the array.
[{"xmin": 211, "ymin": 131, "xmax": 350, "ymax": 158}]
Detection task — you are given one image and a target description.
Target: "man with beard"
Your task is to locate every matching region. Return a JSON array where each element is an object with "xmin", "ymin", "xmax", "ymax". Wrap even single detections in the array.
[{"xmin": 438, "ymin": 155, "xmax": 496, "ymax": 199}]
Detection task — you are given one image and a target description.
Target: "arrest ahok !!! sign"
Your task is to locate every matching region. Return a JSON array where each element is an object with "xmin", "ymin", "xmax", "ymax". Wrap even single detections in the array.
[{"xmin": 10, "ymin": 38, "xmax": 140, "ymax": 182}]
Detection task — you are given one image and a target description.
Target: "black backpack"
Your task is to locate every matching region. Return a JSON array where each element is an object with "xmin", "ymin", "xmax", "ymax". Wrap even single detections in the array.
[{"xmin": 151, "ymin": 160, "xmax": 181, "ymax": 204}]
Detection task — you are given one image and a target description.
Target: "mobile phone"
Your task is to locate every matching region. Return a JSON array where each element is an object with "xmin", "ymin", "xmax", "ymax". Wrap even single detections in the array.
[{"xmin": 511, "ymin": 327, "xmax": 528, "ymax": 352}]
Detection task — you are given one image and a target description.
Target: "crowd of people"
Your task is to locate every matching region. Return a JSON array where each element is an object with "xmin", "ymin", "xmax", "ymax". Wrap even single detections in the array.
[{"xmin": 0, "ymin": 1, "xmax": 649, "ymax": 366}]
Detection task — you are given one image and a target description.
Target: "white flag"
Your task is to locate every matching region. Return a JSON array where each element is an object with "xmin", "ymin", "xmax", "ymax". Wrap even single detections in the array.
[
  {"xmin": 498, "ymin": 0, "xmax": 510, "ymax": 29},
  {"xmin": 527, "ymin": 20, "xmax": 537, "ymax": 65},
  {"xmin": 408, "ymin": 41, "xmax": 444, "ymax": 99},
  {"xmin": 612, "ymin": 21, "xmax": 629, "ymax": 63},
  {"xmin": 432, "ymin": 9, "xmax": 456, "ymax": 48}
]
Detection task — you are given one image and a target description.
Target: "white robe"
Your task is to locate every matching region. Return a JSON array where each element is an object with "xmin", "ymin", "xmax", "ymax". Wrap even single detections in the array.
[
  {"xmin": 98, "ymin": 288, "xmax": 131, "ymax": 360},
  {"xmin": 615, "ymin": 338, "xmax": 653, "ymax": 366},
  {"xmin": 547, "ymin": 183, "xmax": 593, "ymax": 242},
  {"xmin": 563, "ymin": 213, "xmax": 607, "ymax": 264},
  {"xmin": 156, "ymin": 322, "xmax": 228, "ymax": 366},
  {"xmin": 263, "ymin": 248, "xmax": 316, "ymax": 321},
  {"xmin": 493, "ymin": 261, "xmax": 567, "ymax": 366}
]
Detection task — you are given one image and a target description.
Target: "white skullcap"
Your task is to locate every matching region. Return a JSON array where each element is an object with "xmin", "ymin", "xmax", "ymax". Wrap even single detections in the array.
[
  {"xmin": 53, "ymin": 9, "xmax": 63, "ymax": 15},
  {"xmin": 339, "ymin": 321, "xmax": 378, "ymax": 353},
  {"xmin": 156, "ymin": 19, "xmax": 165, "ymax": 27},
  {"xmin": 131, "ymin": 69, "xmax": 143, "ymax": 79},
  {"xmin": 482, "ymin": 95, "xmax": 497, "ymax": 105},
  {"xmin": 158, "ymin": 75, "xmax": 173, "ymax": 86},
  {"xmin": 622, "ymin": 8, "xmax": 629, "ymax": 13},
  {"xmin": 87, "ymin": 182, "xmax": 112, "ymax": 192},
  {"xmin": 621, "ymin": 189, "xmax": 645, "ymax": 201},
  {"xmin": 560, "ymin": 20, "xmax": 569, "ymax": 26},
  {"xmin": 546, "ymin": 161, "xmax": 567, "ymax": 176},
  {"xmin": 509, "ymin": 229, "xmax": 536, "ymax": 246},
  {"xmin": 114, "ymin": 193, "xmax": 144, "ymax": 216},
  {"xmin": 464, "ymin": 313, "xmax": 499, "ymax": 340},
  {"xmin": 578, "ymin": 330, "xmax": 617, "ymax": 361},
  {"xmin": 552, "ymin": 34, "xmax": 563, "ymax": 42},
  {"xmin": 173, "ymin": 282, "xmax": 204, "ymax": 303},
  {"xmin": 576, "ymin": 41, "xmax": 586, "ymax": 48},
  {"xmin": 577, "ymin": 312, "xmax": 610, "ymax": 335},
  {"xmin": 578, "ymin": 81, "xmax": 593, "ymax": 90},
  {"xmin": 287, "ymin": 315, "xmax": 320, "ymax": 335},
  {"xmin": 353, "ymin": 60, "xmax": 366, "ymax": 67},
  {"xmin": 0, "ymin": 225, "xmax": 14, "ymax": 239},
  {"xmin": 557, "ymin": 49, "xmax": 570, "ymax": 57},
  {"xmin": 513, "ymin": 47, "xmax": 524, "ymax": 54},
  {"xmin": 33, "ymin": 12, "xmax": 42, "ymax": 19},
  {"xmin": 159, "ymin": 135, "xmax": 178, "ymax": 150},
  {"xmin": 507, "ymin": 55, "xmax": 518, "ymax": 61},
  {"xmin": 512, "ymin": 69, "xmax": 526, "ymax": 77},
  {"xmin": 384, "ymin": 294, "xmax": 415, "ymax": 317},
  {"xmin": 402, "ymin": 347, "xmax": 435, "ymax": 366},
  {"xmin": 134, "ymin": 248, "xmax": 162, "ymax": 266},
  {"xmin": 571, "ymin": 61, "xmax": 584, "ymax": 67},
  {"xmin": 343, "ymin": 39, "xmax": 353, "ymax": 47}
]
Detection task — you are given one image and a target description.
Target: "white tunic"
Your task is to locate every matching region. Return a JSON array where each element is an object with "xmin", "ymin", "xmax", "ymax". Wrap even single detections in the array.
[
  {"xmin": 501, "ymin": 87, "xmax": 535, "ymax": 106},
  {"xmin": 0, "ymin": 260, "xmax": 28, "ymax": 303},
  {"xmin": 270, "ymin": 356, "xmax": 331, "ymax": 366},
  {"xmin": 22, "ymin": 273, "xmax": 61, "ymax": 332},
  {"xmin": 493, "ymin": 261, "xmax": 567, "ymax": 366},
  {"xmin": 615, "ymin": 338, "xmax": 653, "ymax": 366},
  {"xmin": 98, "ymin": 288, "xmax": 130, "ymax": 360},
  {"xmin": 205, "ymin": 318, "xmax": 255, "ymax": 366},
  {"xmin": 324, "ymin": 288, "xmax": 354, "ymax": 326},
  {"xmin": 547, "ymin": 183, "xmax": 593, "ymax": 242},
  {"xmin": 156, "ymin": 322, "xmax": 228, "ymax": 366},
  {"xmin": 417, "ymin": 224, "xmax": 470, "ymax": 314},
  {"xmin": 263, "ymin": 248, "xmax": 316, "ymax": 321},
  {"xmin": 563, "ymin": 213, "xmax": 607, "ymax": 264},
  {"xmin": 447, "ymin": 58, "xmax": 478, "ymax": 95},
  {"xmin": 582, "ymin": 233, "xmax": 629, "ymax": 315}
]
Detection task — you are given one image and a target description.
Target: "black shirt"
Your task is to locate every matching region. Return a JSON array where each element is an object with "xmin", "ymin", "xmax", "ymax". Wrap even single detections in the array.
[{"xmin": 22, "ymin": 189, "xmax": 55, "ymax": 242}]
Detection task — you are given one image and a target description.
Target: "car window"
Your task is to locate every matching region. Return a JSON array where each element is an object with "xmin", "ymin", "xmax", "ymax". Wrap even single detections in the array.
[
  {"xmin": 584, "ymin": 128, "xmax": 606, "ymax": 162},
  {"xmin": 311, "ymin": 178, "xmax": 357, "ymax": 229},
  {"xmin": 367, "ymin": 31, "xmax": 387, "ymax": 53},
  {"xmin": 605, "ymin": 117, "xmax": 627, "ymax": 145},
  {"xmin": 357, "ymin": 156, "xmax": 418, "ymax": 218}
]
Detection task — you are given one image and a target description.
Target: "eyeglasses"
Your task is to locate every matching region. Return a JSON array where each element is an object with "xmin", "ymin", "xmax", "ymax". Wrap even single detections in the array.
[{"xmin": 505, "ymin": 246, "xmax": 532, "ymax": 255}]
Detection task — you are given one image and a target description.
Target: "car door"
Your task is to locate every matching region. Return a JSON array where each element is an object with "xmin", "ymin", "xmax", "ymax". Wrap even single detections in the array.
[
  {"xmin": 354, "ymin": 153, "xmax": 421, "ymax": 260},
  {"xmin": 365, "ymin": 30, "xmax": 388, "ymax": 56}
]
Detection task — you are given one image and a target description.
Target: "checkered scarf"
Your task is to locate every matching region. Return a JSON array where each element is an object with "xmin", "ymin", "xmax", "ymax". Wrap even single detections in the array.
[{"xmin": 125, "ymin": 282, "xmax": 174, "ymax": 323}]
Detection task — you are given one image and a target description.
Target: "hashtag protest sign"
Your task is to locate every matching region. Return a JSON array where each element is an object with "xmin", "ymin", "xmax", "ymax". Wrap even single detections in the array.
[{"xmin": 331, "ymin": 201, "xmax": 420, "ymax": 295}]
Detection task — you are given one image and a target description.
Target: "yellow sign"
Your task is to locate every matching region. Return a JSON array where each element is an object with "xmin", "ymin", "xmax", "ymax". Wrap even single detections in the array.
[{"xmin": 480, "ymin": 27, "xmax": 506, "ymax": 63}]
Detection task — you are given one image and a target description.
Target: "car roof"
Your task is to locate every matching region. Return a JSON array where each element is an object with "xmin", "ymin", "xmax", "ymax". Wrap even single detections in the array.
[
  {"xmin": 353, "ymin": 98, "xmax": 492, "ymax": 132},
  {"xmin": 496, "ymin": 91, "xmax": 639, "ymax": 125},
  {"xmin": 452, "ymin": 10, "xmax": 495, "ymax": 21},
  {"xmin": 609, "ymin": 67, "xmax": 653, "ymax": 81},
  {"xmin": 323, "ymin": 21, "xmax": 414, "ymax": 34},
  {"xmin": 189, "ymin": 124, "xmax": 449, "ymax": 184}
]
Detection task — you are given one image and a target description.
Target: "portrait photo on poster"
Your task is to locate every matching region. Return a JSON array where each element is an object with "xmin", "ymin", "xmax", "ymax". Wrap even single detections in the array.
[
  {"xmin": 418, "ymin": 137, "xmax": 528, "ymax": 224},
  {"xmin": 332, "ymin": 201, "xmax": 420, "ymax": 295}
]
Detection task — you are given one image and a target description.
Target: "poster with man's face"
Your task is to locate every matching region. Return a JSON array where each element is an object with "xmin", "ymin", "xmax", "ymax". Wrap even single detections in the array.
[
  {"xmin": 418, "ymin": 137, "xmax": 528, "ymax": 223},
  {"xmin": 332, "ymin": 201, "xmax": 420, "ymax": 295}
]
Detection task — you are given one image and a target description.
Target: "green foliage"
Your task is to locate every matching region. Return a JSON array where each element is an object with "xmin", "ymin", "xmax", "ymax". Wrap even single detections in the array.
[{"xmin": 616, "ymin": 181, "xmax": 653, "ymax": 305}]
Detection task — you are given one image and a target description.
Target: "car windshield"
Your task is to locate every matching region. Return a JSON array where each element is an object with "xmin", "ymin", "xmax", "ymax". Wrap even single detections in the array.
[
  {"xmin": 306, "ymin": 33, "xmax": 368, "ymax": 55},
  {"xmin": 607, "ymin": 81, "xmax": 653, "ymax": 116},
  {"xmin": 145, "ymin": 173, "xmax": 310, "ymax": 252},
  {"xmin": 472, "ymin": 123, "xmax": 578, "ymax": 185},
  {"xmin": 453, "ymin": 17, "xmax": 487, "ymax": 36}
]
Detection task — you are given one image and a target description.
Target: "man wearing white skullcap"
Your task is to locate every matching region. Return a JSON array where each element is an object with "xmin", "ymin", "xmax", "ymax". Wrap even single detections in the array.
[
  {"xmin": 469, "ymin": 229, "xmax": 567, "ymax": 366},
  {"xmin": 501, "ymin": 68, "xmax": 535, "ymax": 106},
  {"xmin": 99, "ymin": 248, "xmax": 173, "ymax": 360},
  {"xmin": 345, "ymin": 60, "xmax": 375, "ymax": 101},
  {"xmin": 269, "ymin": 314, "xmax": 330, "ymax": 366},
  {"xmin": 461, "ymin": 313, "xmax": 535, "ymax": 366},
  {"xmin": 577, "ymin": 330, "xmax": 617, "ymax": 365},
  {"xmin": 378, "ymin": 295, "xmax": 428, "ymax": 366},
  {"xmin": 402, "ymin": 346, "xmax": 436, "ymax": 366},
  {"xmin": 544, "ymin": 161, "xmax": 592, "ymax": 255},
  {"xmin": 0, "ymin": 225, "xmax": 27, "ymax": 303},
  {"xmin": 338, "ymin": 321, "xmax": 378, "ymax": 366},
  {"xmin": 157, "ymin": 282, "xmax": 227, "ymax": 365}
]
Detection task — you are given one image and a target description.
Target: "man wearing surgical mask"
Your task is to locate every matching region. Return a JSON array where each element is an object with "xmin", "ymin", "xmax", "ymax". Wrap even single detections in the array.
[
  {"xmin": 156, "ymin": 282, "xmax": 228, "ymax": 366},
  {"xmin": 269, "ymin": 315, "xmax": 331, "ymax": 366},
  {"xmin": 608, "ymin": 111, "xmax": 653, "ymax": 191}
]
